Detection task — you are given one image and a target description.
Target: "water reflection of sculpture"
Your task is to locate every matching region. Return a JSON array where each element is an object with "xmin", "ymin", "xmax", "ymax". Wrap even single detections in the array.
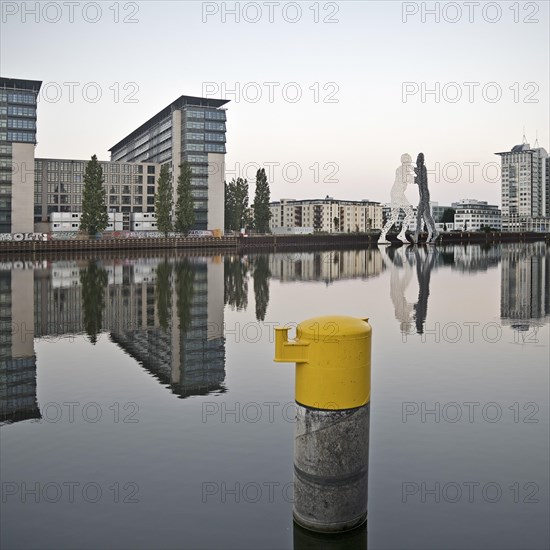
[
  {"xmin": 381, "ymin": 246, "xmax": 438, "ymax": 334},
  {"xmin": 413, "ymin": 247, "xmax": 438, "ymax": 334},
  {"xmin": 380, "ymin": 246, "xmax": 415, "ymax": 332}
]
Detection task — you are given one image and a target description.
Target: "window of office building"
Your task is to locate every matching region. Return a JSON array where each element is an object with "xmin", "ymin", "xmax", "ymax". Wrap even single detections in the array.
[
  {"xmin": 205, "ymin": 121, "xmax": 225, "ymax": 131},
  {"xmin": 147, "ymin": 165, "xmax": 155, "ymax": 174},
  {"xmin": 205, "ymin": 110, "xmax": 226, "ymax": 121},
  {"xmin": 205, "ymin": 133, "xmax": 225, "ymax": 142},
  {"xmin": 185, "ymin": 143, "xmax": 204, "ymax": 152},
  {"xmin": 205, "ymin": 143, "xmax": 225, "ymax": 153},
  {"xmin": 186, "ymin": 109, "xmax": 205, "ymax": 119},
  {"xmin": 186, "ymin": 132, "xmax": 204, "ymax": 141}
]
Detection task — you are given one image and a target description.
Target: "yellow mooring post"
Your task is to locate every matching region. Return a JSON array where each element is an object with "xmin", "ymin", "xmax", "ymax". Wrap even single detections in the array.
[{"xmin": 274, "ymin": 315, "xmax": 371, "ymax": 533}]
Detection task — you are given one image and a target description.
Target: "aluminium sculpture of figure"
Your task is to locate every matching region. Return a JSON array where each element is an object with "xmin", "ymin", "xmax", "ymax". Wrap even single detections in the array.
[
  {"xmin": 378, "ymin": 153, "xmax": 415, "ymax": 244},
  {"xmin": 413, "ymin": 152, "xmax": 438, "ymax": 244}
]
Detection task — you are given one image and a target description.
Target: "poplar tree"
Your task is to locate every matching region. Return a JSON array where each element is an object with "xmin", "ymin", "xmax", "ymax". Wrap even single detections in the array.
[
  {"xmin": 253, "ymin": 168, "xmax": 271, "ymax": 233},
  {"xmin": 155, "ymin": 164, "xmax": 173, "ymax": 236},
  {"xmin": 80, "ymin": 155, "xmax": 108, "ymax": 237},
  {"xmin": 175, "ymin": 162, "xmax": 195, "ymax": 233}
]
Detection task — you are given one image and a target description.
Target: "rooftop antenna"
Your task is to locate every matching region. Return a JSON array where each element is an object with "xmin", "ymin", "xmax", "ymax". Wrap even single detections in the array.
[
  {"xmin": 534, "ymin": 131, "xmax": 539, "ymax": 148},
  {"xmin": 522, "ymin": 126, "xmax": 527, "ymax": 144}
]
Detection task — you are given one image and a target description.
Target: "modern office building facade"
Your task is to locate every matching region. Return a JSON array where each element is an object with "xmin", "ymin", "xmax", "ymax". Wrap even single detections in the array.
[
  {"xmin": 34, "ymin": 158, "xmax": 160, "ymax": 231},
  {"xmin": 109, "ymin": 95, "xmax": 229, "ymax": 231},
  {"xmin": 270, "ymin": 197, "xmax": 383, "ymax": 233},
  {"xmin": 0, "ymin": 77, "xmax": 42, "ymax": 233},
  {"xmin": 452, "ymin": 199, "xmax": 502, "ymax": 231},
  {"xmin": 495, "ymin": 142, "xmax": 549, "ymax": 232}
]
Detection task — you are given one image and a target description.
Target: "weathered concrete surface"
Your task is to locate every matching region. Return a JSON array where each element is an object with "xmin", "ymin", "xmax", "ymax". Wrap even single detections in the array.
[{"xmin": 293, "ymin": 403, "xmax": 369, "ymax": 532}]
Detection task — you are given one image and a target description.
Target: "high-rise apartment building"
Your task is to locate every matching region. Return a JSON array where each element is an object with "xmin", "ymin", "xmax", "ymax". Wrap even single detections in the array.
[
  {"xmin": 495, "ymin": 142, "xmax": 549, "ymax": 232},
  {"xmin": 109, "ymin": 95, "xmax": 229, "ymax": 231},
  {"xmin": 0, "ymin": 77, "xmax": 42, "ymax": 233}
]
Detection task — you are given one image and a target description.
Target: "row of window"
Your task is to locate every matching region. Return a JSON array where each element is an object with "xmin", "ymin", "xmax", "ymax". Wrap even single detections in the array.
[
  {"xmin": 1, "ymin": 92, "xmax": 36, "ymax": 104},
  {"xmin": 46, "ymin": 195, "xmax": 155, "ymax": 206},
  {"xmin": 7, "ymin": 119, "xmax": 36, "ymax": 129},
  {"xmin": 184, "ymin": 143, "xmax": 226, "ymax": 153},
  {"xmin": 6, "ymin": 106, "xmax": 36, "ymax": 117},
  {"xmin": 186, "ymin": 154, "xmax": 208, "ymax": 163},
  {"xmin": 184, "ymin": 121, "xmax": 226, "ymax": 132},
  {"xmin": 185, "ymin": 109, "xmax": 226, "ymax": 121},
  {"xmin": 2, "ymin": 131, "xmax": 35, "ymax": 142},
  {"xmin": 43, "ymin": 161, "xmax": 155, "ymax": 174}
]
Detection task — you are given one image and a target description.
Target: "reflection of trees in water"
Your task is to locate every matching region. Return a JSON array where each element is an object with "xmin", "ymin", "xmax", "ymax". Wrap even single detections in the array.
[
  {"xmin": 175, "ymin": 260, "xmax": 195, "ymax": 333},
  {"xmin": 224, "ymin": 256, "xmax": 248, "ymax": 311},
  {"xmin": 155, "ymin": 259, "xmax": 172, "ymax": 331},
  {"xmin": 80, "ymin": 260, "xmax": 108, "ymax": 344},
  {"xmin": 252, "ymin": 255, "xmax": 271, "ymax": 321}
]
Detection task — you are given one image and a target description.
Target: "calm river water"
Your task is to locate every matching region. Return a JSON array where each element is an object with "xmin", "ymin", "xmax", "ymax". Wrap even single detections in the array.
[{"xmin": 1, "ymin": 243, "xmax": 549, "ymax": 550}]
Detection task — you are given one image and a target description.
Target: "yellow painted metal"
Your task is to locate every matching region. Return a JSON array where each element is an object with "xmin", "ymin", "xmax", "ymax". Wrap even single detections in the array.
[{"xmin": 274, "ymin": 315, "xmax": 371, "ymax": 410}]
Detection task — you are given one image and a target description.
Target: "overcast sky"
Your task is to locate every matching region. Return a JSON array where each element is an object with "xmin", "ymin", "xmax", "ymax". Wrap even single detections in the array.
[{"xmin": 2, "ymin": 0, "xmax": 548, "ymax": 206}]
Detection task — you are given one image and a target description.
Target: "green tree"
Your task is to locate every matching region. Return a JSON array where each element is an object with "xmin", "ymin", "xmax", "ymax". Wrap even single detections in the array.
[
  {"xmin": 155, "ymin": 165, "xmax": 173, "ymax": 236},
  {"xmin": 156, "ymin": 259, "xmax": 172, "ymax": 330},
  {"xmin": 224, "ymin": 178, "xmax": 248, "ymax": 231},
  {"xmin": 175, "ymin": 162, "xmax": 195, "ymax": 233},
  {"xmin": 333, "ymin": 217, "xmax": 339, "ymax": 232},
  {"xmin": 253, "ymin": 168, "xmax": 271, "ymax": 233},
  {"xmin": 224, "ymin": 181, "xmax": 235, "ymax": 231},
  {"xmin": 252, "ymin": 255, "xmax": 270, "ymax": 321},
  {"xmin": 80, "ymin": 260, "xmax": 108, "ymax": 344},
  {"xmin": 80, "ymin": 155, "xmax": 108, "ymax": 237}
]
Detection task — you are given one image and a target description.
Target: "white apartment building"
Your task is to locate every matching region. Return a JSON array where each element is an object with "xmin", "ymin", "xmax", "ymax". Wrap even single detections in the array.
[
  {"xmin": 452, "ymin": 199, "xmax": 502, "ymax": 231},
  {"xmin": 495, "ymin": 142, "xmax": 549, "ymax": 232},
  {"xmin": 270, "ymin": 197, "xmax": 383, "ymax": 233}
]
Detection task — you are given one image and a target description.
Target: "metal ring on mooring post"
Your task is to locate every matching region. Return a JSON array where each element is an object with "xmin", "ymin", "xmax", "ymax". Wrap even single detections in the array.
[{"xmin": 274, "ymin": 315, "xmax": 371, "ymax": 533}]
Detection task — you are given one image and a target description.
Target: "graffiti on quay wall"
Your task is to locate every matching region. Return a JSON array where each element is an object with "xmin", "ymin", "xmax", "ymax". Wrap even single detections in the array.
[{"xmin": 0, "ymin": 233, "xmax": 49, "ymax": 242}]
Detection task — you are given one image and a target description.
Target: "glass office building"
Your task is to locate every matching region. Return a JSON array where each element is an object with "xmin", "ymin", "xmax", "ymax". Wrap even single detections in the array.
[
  {"xmin": 109, "ymin": 95, "xmax": 229, "ymax": 230},
  {"xmin": 0, "ymin": 77, "xmax": 42, "ymax": 233}
]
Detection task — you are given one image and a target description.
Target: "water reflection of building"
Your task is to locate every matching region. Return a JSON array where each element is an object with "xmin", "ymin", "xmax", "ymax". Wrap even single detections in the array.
[
  {"xmin": 110, "ymin": 260, "xmax": 225, "ymax": 397},
  {"xmin": 268, "ymin": 250, "xmax": 383, "ymax": 284},
  {"xmin": 501, "ymin": 242, "xmax": 550, "ymax": 330},
  {"xmin": 450, "ymin": 245, "xmax": 501, "ymax": 272},
  {"xmin": 33, "ymin": 257, "xmax": 226, "ymax": 398},
  {"xmin": 0, "ymin": 264, "xmax": 40, "ymax": 423}
]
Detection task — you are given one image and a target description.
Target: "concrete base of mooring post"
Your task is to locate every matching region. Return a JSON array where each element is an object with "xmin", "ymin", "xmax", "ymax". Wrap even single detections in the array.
[{"xmin": 293, "ymin": 403, "xmax": 369, "ymax": 533}]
